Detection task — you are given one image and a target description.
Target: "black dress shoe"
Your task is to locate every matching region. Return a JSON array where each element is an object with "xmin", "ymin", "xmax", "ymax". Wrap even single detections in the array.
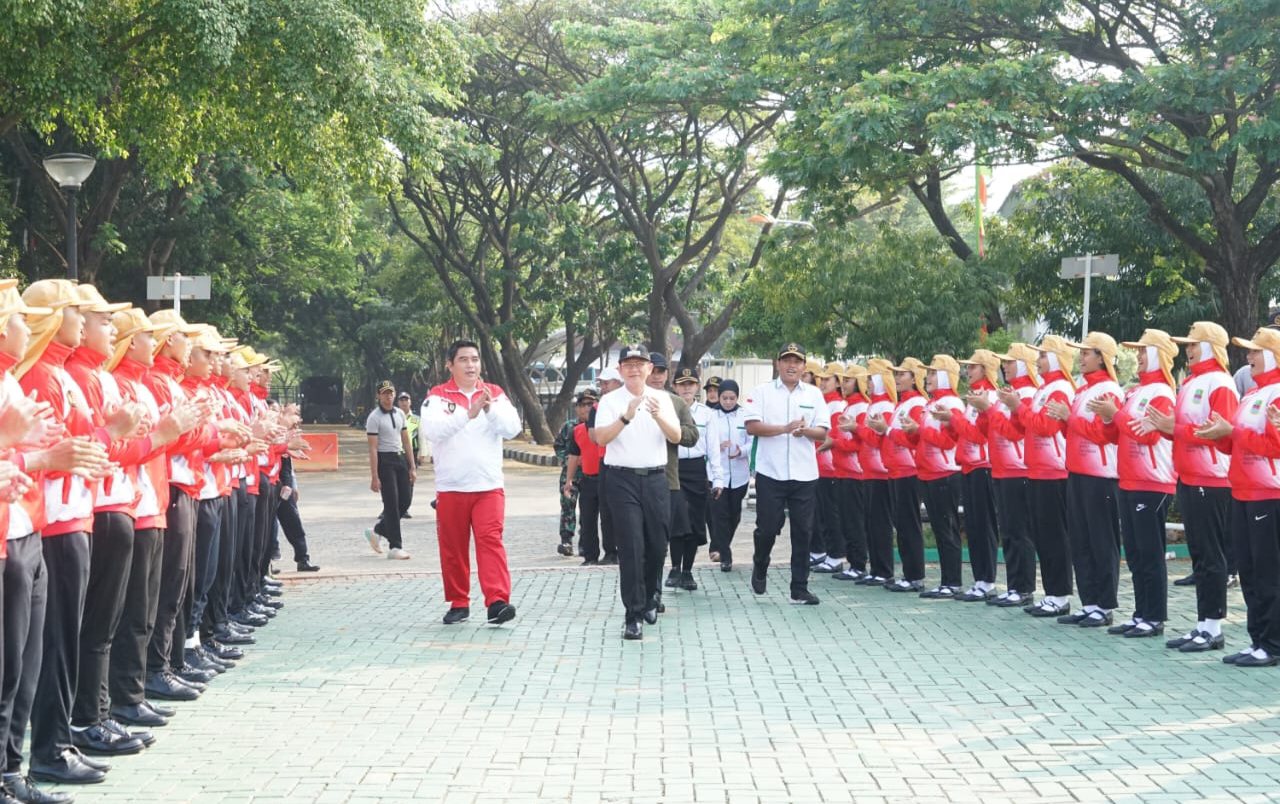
[
  {"xmin": 247, "ymin": 603, "xmax": 276, "ymax": 619},
  {"xmin": 1056, "ymin": 610, "xmax": 1088, "ymax": 624},
  {"xmin": 261, "ymin": 585, "xmax": 284, "ymax": 596},
  {"xmin": 720, "ymin": 561, "xmax": 732, "ymax": 572},
  {"xmin": 296, "ymin": 559, "xmax": 320, "ymax": 572},
  {"xmin": 211, "ymin": 629, "xmax": 255, "ymax": 646},
  {"xmin": 1223, "ymin": 648, "xmax": 1254, "ymax": 664},
  {"xmin": 486, "ymin": 601, "xmax": 516, "ymax": 625},
  {"xmin": 1234, "ymin": 652, "xmax": 1280, "ymax": 667},
  {"xmin": 143, "ymin": 700, "xmax": 176, "ymax": 718},
  {"xmin": 29, "ymin": 750, "xmax": 107, "ymax": 784},
  {"xmin": 664, "ymin": 569, "xmax": 680, "ymax": 589},
  {"xmin": 580, "ymin": 558, "xmax": 599, "ymax": 566},
  {"xmin": 1107, "ymin": 621, "xmax": 1137, "ymax": 635},
  {"xmin": 102, "ymin": 718, "xmax": 153, "ymax": 748},
  {"xmin": 175, "ymin": 666, "xmax": 216, "ymax": 685},
  {"xmin": 230, "ymin": 611, "xmax": 268, "ymax": 628},
  {"xmin": 70, "ymin": 723, "xmax": 143, "ymax": 756},
  {"xmin": 623, "ymin": 621, "xmax": 642, "ymax": 640},
  {"xmin": 442, "ymin": 607, "xmax": 470, "ymax": 625},
  {"xmin": 751, "ymin": 565, "xmax": 767, "ymax": 595},
  {"xmin": 556, "ymin": 542, "xmax": 574, "ymax": 557},
  {"xmin": 1078, "ymin": 610, "xmax": 1113, "ymax": 627},
  {"xmin": 196, "ymin": 646, "xmax": 232, "ymax": 671},
  {"xmin": 1172, "ymin": 573, "xmax": 1197, "ymax": 586},
  {"xmin": 679, "ymin": 572, "xmax": 698, "ymax": 591},
  {"xmin": 1123, "ymin": 623, "xmax": 1164, "ymax": 638},
  {"xmin": 0, "ymin": 782, "xmax": 19, "ymax": 804},
  {"xmin": 1179, "ymin": 632, "xmax": 1226, "ymax": 652},
  {"xmin": 184, "ymin": 649, "xmax": 223, "ymax": 675},
  {"xmin": 601, "ymin": 553, "xmax": 618, "ymax": 565},
  {"xmin": 789, "ymin": 591, "xmax": 820, "ymax": 606},
  {"xmin": 642, "ymin": 605, "xmax": 658, "ymax": 625},
  {"xmin": 204, "ymin": 640, "xmax": 246, "ymax": 659},
  {"xmin": 144, "ymin": 671, "xmax": 199, "ymax": 701},
  {"xmin": 64, "ymin": 747, "xmax": 109, "ymax": 773},
  {"xmin": 4, "ymin": 772, "xmax": 78, "ymax": 801},
  {"xmin": 1027, "ymin": 601, "xmax": 1069, "ymax": 617},
  {"xmin": 109, "ymin": 703, "xmax": 168, "ymax": 728},
  {"xmin": 255, "ymin": 596, "xmax": 284, "ymax": 610}
]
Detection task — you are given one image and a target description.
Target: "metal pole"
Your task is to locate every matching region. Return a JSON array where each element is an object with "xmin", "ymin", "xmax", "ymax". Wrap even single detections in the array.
[
  {"xmin": 173, "ymin": 273, "xmax": 183, "ymax": 315},
  {"xmin": 1081, "ymin": 253, "xmax": 1093, "ymax": 339},
  {"xmin": 66, "ymin": 188, "xmax": 78, "ymax": 281}
]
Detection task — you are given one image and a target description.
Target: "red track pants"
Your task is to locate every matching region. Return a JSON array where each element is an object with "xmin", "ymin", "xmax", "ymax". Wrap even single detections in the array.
[{"xmin": 436, "ymin": 489, "xmax": 512, "ymax": 608}]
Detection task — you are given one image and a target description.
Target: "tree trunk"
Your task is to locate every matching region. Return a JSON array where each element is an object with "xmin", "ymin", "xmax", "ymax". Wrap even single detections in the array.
[
  {"xmin": 1213, "ymin": 261, "xmax": 1264, "ymax": 368},
  {"xmin": 498, "ymin": 333, "xmax": 553, "ymax": 444}
]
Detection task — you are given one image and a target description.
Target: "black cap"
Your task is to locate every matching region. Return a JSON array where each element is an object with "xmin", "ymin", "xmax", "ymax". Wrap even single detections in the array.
[
  {"xmin": 673, "ymin": 367, "xmax": 700, "ymax": 384},
  {"xmin": 704, "ymin": 375, "xmax": 721, "ymax": 389},
  {"xmin": 778, "ymin": 343, "xmax": 806, "ymax": 360},
  {"xmin": 649, "ymin": 351, "xmax": 668, "ymax": 370},
  {"xmin": 574, "ymin": 390, "xmax": 598, "ymax": 404},
  {"xmin": 718, "ymin": 379, "xmax": 740, "ymax": 396},
  {"xmin": 618, "ymin": 344, "xmax": 651, "ymax": 363}
]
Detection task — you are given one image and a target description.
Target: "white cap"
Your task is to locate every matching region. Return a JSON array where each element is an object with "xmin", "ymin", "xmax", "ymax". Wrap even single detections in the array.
[{"xmin": 598, "ymin": 366, "xmax": 622, "ymax": 383}]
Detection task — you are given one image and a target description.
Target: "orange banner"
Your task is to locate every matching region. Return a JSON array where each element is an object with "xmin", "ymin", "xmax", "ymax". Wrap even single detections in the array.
[{"xmin": 294, "ymin": 433, "xmax": 339, "ymax": 472}]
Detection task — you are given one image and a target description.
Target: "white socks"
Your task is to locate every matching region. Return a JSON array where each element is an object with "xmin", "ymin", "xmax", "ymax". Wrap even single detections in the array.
[{"xmin": 1202, "ymin": 619, "xmax": 1223, "ymax": 637}]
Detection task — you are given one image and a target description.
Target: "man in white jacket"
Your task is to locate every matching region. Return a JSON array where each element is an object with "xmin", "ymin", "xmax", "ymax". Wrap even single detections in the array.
[{"xmin": 421, "ymin": 340, "xmax": 523, "ymax": 626}]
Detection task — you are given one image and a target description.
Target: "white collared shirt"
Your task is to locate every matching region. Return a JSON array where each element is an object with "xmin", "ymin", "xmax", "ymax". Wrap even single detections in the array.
[
  {"xmin": 740, "ymin": 378, "xmax": 830, "ymax": 482},
  {"xmin": 596, "ymin": 386, "xmax": 677, "ymax": 468}
]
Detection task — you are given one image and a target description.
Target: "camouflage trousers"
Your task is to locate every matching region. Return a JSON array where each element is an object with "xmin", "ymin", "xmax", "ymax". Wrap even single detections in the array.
[{"xmin": 559, "ymin": 465, "xmax": 582, "ymax": 540}]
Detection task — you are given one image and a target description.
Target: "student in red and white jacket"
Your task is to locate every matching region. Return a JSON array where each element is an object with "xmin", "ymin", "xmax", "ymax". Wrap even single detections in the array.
[
  {"xmin": 16, "ymin": 279, "xmax": 134, "ymax": 780},
  {"xmin": 1093, "ymin": 330, "xmax": 1178, "ymax": 639},
  {"xmin": 1197, "ymin": 327, "xmax": 1280, "ymax": 667},
  {"xmin": 1051, "ymin": 332, "xmax": 1125, "ymax": 629},
  {"xmin": 1005, "ymin": 335, "xmax": 1076, "ymax": 618},
  {"xmin": 981, "ymin": 344, "xmax": 1041, "ymax": 607},
  {"xmin": 941, "ymin": 349, "xmax": 1002, "ymax": 602},
  {"xmin": 812, "ymin": 363, "xmax": 851, "ymax": 574},
  {"xmin": 854, "ymin": 359, "xmax": 897, "ymax": 586},
  {"xmin": 868, "ymin": 357, "xmax": 927, "ymax": 593},
  {"xmin": 901, "ymin": 355, "xmax": 966, "ymax": 599},
  {"xmin": 422, "ymin": 340, "xmax": 522, "ymax": 626},
  {"xmin": 1149, "ymin": 322, "xmax": 1239, "ymax": 653},
  {"xmin": 829, "ymin": 364, "xmax": 869, "ymax": 581}
]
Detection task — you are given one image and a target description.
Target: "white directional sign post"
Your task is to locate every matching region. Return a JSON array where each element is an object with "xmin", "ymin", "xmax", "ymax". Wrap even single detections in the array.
[
  {"xmin": 1060, "ymin": 254, "xmax": 1119, "ymax": 339},
  {"xmin": 146, "ymin": 273, "xmax": 211, "ymax": 316}
]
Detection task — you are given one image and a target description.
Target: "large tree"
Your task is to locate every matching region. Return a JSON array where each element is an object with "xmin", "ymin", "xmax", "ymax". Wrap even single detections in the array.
[
  {"xmin": 742, "ymin": 0, "xmax": 1280, "ymax": 340},
  {"xmin": 533, "ymin": 0, "xmax": 785, "ymax": 370}
]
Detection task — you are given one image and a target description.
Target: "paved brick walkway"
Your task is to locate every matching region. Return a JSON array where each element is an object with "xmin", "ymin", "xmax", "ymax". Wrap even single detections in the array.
[{"xmin": 50, "ymin": 446, "xmax": 1280, "ymax": 802}]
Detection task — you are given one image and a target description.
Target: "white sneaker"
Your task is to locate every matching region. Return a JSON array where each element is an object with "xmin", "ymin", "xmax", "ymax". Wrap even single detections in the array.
[
  {"xmin": 365, "ymin": 529, "xmax": 383, "ymax": 555},
  {"xmin": 387, "ymin": 548, "xmax": 411, "ymax": 560}
]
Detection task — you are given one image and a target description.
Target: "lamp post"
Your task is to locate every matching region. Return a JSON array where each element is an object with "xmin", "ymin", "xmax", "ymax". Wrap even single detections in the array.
[{"xmin": 41, "ymin": 153, "xmax": 97, "ymax": 281}]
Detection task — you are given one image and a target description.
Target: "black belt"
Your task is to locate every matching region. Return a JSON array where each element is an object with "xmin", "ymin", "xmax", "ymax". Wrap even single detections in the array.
[{"xmin": 610, "ymin": 465, "xmax": 666, "ymax": 476}]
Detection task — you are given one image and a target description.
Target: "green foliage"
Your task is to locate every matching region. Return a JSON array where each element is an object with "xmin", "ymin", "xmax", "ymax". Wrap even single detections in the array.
[{"xmin": 731, "ymin": 200, "xmax": 1004, "ymax": 361}]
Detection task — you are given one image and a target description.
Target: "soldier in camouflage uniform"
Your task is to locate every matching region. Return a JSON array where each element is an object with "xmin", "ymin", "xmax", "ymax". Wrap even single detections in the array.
[{"xmin": 555, "ymin": 388, "xmax": 598, "ymax": 555}]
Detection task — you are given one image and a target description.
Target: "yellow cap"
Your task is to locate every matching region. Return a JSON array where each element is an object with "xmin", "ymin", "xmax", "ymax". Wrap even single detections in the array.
[
  {"xmin": 107, "ymin": 308, "xmax": 173, "ymax": 371},
  {"xmin": 16, "ymin": 279, "xmax": 89, "ymax": 378},
  {"xmin": 926, "ymin": 354, "xmax": 961, "ymax": 393},
  {"xmin": 994, "ymin": 342, "xmax": 1042, "ymax": 386},
  {"xmin": 1172, "ymin": 321, "xmax": 1230, "ymax": 371},
  {"xmin": 865, "ymin": 358, "xmax": 898, "ymax": 403},
  {"xmin": 74, "ymin": 284, "xmax": 130, "ymax": 314},
  {"xmin": 1065, "ymin": 331, "xmax": 1119, "ymax": 381},
  {"xmin": 1033, "ymin": 335, "xmax": 1077, "ymax": 382},
  {"xmin": 958, "ymin": 349, "xmax": 1001, "ymax": 387},
  {"xmin": 815, "ymin": 361, "xmax": 844, "ymax": 379},
  {"xmin": 1232, "ymin": 327, "xmax": 1280, "ymax": 359},
  {"xmin": 1121, "ymin": 328, "xmax": 1178, "ymax": 387},
  {"xmin": 889, "ymin": 356, "xmax": 926, "ymax": 394}
]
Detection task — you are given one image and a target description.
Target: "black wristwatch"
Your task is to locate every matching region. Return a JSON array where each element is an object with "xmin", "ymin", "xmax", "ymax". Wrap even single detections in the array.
[{"xmin": 620, "ymin": 415, "xmax": 632, "ymax": 426}]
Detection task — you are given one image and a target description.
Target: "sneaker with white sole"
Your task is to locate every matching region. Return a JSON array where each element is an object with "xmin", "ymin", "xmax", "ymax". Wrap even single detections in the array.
[
  {"xmin": 365, "ymin": 529, "xmax": 383, "ymax": 555},
  {"xmin": 387, "ymin": 548, "xmax": 411, "ymax": 560}
]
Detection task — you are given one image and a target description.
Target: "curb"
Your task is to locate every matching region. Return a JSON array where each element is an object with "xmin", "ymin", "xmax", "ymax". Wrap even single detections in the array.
[{"xmin": 503, "ymin": 446, "xmax": 560, "ymax": 468}]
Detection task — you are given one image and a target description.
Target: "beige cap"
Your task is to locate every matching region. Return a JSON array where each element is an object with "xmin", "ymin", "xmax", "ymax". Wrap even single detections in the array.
[
  {"xmin": 1233, "ymin": 327, "xmax": 1280, "ymax": 359},
  {"xmin": 74, "ymin": 284, "xmax": 130, "ymax": 314},
  {"xmin": 889, "ymin": 356, "xmax": 926, "ymax": 394},
  {"xmin": 994, "ymin": 342, "xmax": 1042, "ymax": 386},
  {"xmin": 927, "ymin": 354, "xmax": 961, "ymax": 393},
  {"xmin": 958, "ymin": 349, "xmax": 1001, "ymax": 387},
  {"xmin": 815, "ymin": 361, "xmax": 844, "ymax": 379},
  {"xmin": 1121, "ymin": 329, "xmax": 1178, "ymax": 387},
  {"xmin": 1065, "ymin": 331, "xmax": 1119, "ymax": 381},
  {"xmin": 865, "ymin": 358, "xmax": 898, "ymax": 403},
  {"xmin": 108, "ymin": 308, "xmax": 173, "ymax": 371},
  {"xmin": 17, "ymin": 279, "xmax": 92, "ymax": 378},
  {"xmin": 1172, "ymin": 321, "xmax": 1230, "ymax": 371},
  {"xmin": 1033, "ymin": 335, "xmax": 1078, "ymax": 381}
]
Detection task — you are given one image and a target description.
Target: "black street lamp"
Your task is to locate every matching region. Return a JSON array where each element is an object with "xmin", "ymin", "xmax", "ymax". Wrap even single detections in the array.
[{"xmin": 41, "ymin": 153, "xmax": 97, "ymax": 281}]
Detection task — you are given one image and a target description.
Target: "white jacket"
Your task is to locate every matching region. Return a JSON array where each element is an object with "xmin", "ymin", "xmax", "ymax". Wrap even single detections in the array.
[{"xmin": 421, "ymin": 380, "xmax": 522, "ymax": 492}]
